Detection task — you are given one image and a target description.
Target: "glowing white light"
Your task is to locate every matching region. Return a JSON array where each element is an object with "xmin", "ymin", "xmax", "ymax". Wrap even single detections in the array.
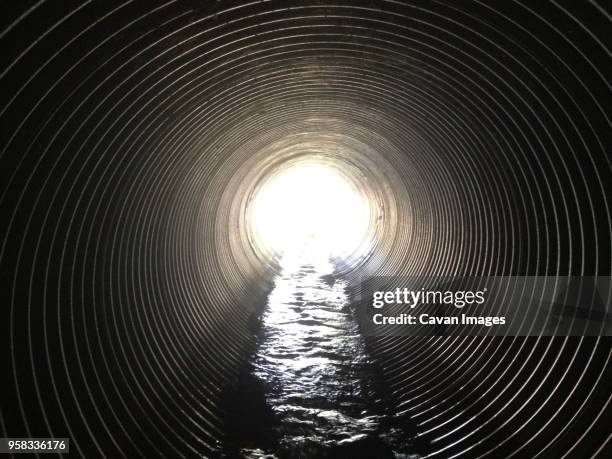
[{"xmin": 250, "ymin": 162, "xmax": 371, "ymax": 260}]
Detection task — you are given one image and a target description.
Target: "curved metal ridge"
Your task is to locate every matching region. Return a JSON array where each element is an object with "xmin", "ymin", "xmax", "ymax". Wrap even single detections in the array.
[{"xmin": 1, "ymin": 1, "xmax": 610, "ymax": 457}]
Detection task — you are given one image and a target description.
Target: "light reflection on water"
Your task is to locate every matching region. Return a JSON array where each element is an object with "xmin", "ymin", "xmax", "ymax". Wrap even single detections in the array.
[{"xmin": 241, "ymin": 251, "xmax": 418, "ymax": 458}]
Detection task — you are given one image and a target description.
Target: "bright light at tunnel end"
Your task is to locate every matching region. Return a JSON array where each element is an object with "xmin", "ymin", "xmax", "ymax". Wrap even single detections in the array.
[{"xmin": 250, "ymin": 162, "xmax": 372, "ymax": 262}]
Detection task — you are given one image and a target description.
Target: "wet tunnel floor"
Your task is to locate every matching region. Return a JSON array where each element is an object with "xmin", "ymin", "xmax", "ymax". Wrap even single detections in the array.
[{"xmin": 224, "ymin": 253, "xmax": 421, "ymax": 459}]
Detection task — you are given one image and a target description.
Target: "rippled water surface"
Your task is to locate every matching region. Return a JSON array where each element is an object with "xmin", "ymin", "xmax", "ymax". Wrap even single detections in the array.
[{"xmin": 228, "ymin": 252, "xmax": 418, "ymax": 458}]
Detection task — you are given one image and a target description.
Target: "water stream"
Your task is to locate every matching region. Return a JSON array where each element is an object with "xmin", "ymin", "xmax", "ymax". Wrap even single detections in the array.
[{"xmin": 226, "ymin": 251, "xmax": 419, "ymax": 458}]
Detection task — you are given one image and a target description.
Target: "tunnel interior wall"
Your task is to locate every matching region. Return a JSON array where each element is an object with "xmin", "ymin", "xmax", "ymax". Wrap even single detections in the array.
[{"xmin": 1, "ymin": 1, "xmax": 610, "ymax": 457}]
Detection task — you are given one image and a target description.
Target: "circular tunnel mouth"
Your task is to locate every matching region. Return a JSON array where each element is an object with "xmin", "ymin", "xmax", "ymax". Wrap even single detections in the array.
[
  {"xmin": 219, "ymin": 131, "xmax": 407, "ymax": 282},
  {"xmin": 246, "ymin": 155, "xmax": 377, "ymax": 269}
]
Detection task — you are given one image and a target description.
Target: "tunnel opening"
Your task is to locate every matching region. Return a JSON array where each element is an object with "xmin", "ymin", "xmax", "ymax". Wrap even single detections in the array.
[
  {"xmin": 217, "ymin": 128, "xmax": 409, "ymax": 291},
  {"xmin": 248, "ymin": 160, "xmax": 373, "ymax": 265}
]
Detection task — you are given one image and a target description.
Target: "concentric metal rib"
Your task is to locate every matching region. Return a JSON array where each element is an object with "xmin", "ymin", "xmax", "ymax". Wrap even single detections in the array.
[{"xmin": 0, "ymin": 1, "xmax": 610, "ymax": 457}]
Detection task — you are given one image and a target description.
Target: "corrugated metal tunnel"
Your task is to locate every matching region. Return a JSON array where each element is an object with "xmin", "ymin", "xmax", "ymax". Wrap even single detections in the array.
[{"xmin": 1, "ymin": 1, "xmax": 610, "ymax": 457}]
